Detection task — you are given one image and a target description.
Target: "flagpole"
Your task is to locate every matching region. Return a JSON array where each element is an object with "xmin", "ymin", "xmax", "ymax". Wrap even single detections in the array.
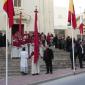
[
  {"xmin": 39, "ymin": 0, "xmax": 41, "ymax": 33},
  {"xmin": 43, "ymin": 0, "xmax": 46, "ymax": 34},
  {"xmin": 80, "ymin": 7, "xmax": 83, "ymax": 42},
  {"xmin": 71, "ymin": 28, "xmax": 76, "ymax": 74},
  {"xmin": 4, "ymin": 0, "xmax": 14, "ymax": 84},
  {"xmin": 6, "ymin": 13, "xmax": 8, "ymax": 85},
  {"xmin": 68, "ymin": 0, "xmax": 76, "ymax": 74}
]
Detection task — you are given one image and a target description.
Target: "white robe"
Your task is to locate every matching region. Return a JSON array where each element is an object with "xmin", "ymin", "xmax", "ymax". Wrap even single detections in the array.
[
  {"xmin": 19, "ymin": 51, "xmax": 28, "ymax": 73},
  {"xmin": 30, "ymin": 43, "xmax": 41, "ymax": 74},
  {"xmin": 31, "ymin": 55, "xmax": 40, "ymax": 74}
]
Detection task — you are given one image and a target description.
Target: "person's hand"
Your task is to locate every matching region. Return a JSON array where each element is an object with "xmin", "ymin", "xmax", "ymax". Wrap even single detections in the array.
[{"xmin": 28, "ymin": 56, "xmax": 31, "ymax": 59}]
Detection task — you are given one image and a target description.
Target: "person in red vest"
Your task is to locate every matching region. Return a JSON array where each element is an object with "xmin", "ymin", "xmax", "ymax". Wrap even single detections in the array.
[{"xmin": 46, "ymin": 33, "xmax": 51, "ymax": 46}]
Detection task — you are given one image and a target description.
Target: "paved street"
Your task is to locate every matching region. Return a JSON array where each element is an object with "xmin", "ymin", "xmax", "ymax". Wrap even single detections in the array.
[
  {"xmin": 0, "ymin": 68, "xmax": 85, "ymax": 85},
  {"xmin": 39, "ymin": 73, "xmax": 85, "ymax": 85}
]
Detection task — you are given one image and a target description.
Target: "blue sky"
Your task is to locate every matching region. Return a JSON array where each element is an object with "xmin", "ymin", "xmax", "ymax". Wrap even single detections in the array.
[{"xmin": 54, "ymin": 0, "xmax": 85, "ymax": 14}]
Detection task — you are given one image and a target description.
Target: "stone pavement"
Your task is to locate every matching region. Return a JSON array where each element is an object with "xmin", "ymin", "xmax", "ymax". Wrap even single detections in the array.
[{"xmin": 0, "ymin": 68, "xmax": 85, "ymax": 85}]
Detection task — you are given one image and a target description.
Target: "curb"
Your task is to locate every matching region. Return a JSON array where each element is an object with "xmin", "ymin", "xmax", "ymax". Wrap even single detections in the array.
[{"xmin": 30, "ymin": 70, "xmax": 85, "ymax": 85}]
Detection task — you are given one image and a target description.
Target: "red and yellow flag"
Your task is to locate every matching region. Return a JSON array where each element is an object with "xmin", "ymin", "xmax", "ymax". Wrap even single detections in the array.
[
  {"xmin": 68, "ymin": 0, "xmax": 77, "ymax": 29},
  {"xmin": 3, "ymin": 0, "xmax": 14, "ymax": 28}
]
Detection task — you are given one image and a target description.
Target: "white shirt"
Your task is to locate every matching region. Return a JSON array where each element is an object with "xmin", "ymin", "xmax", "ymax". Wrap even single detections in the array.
[{"xmin": 19, "ymin": 51, "xmax": 28, "ymax": 67}]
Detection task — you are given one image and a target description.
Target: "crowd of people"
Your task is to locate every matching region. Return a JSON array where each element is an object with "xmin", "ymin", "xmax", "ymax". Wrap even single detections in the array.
[{"xmin": 11, "ymin": 32, "xmax": 85, "ymax": 75}]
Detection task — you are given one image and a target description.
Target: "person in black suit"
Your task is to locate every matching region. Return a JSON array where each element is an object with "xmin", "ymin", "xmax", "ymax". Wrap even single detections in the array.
[
  {"xmin": 77, "ymin": 41, "xmax": 84, "ymax": 68},
  {"xmin": 70, "ymin": 40, "xmax": 83, "ymax": 69},
  {"xmin": 43, "ymin": 45, "xmax": 54, "ymax": 74}
]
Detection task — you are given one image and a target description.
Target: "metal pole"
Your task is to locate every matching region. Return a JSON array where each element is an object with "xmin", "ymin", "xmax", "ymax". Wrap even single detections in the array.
[
  {"xmin": 43, "ymin": 0, "xmax": 46, "ymax": 33},
  {"xmin": 6, "ymin": 14, "xmax": 8, "ymax": 85},
  {"xmin": 71, "ymin": 28, "xmax": 76, "ymax": 74}
]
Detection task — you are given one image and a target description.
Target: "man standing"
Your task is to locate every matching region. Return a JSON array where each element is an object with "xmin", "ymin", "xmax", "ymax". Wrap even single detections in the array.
[
  {"xmin": 30, "ymin": 43, "xmax": 42, "ymax": 75},
  {"xmin": 43, "ymin": 45, "xmax": 54, "ymax": 74},
  {"xmin": 19, "ymin": 47, "xmax": 28, "ymax": 75},
  {"xmin": 77, "ymin": 41, "xmax": 84, "ymax": 68}
]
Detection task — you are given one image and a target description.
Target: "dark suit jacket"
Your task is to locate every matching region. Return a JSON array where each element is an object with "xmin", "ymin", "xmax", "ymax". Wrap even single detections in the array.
[{"xmin": 43, "ymin": 48, "xmax": 54, "ymax": 61}]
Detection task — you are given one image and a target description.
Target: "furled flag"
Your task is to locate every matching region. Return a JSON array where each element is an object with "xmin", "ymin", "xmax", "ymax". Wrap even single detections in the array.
[
  {"xmin": 3, "ymin": 0, "xmax": 14, "ymax": 28},
  {"xmin": 79, "ymin": 15, "xmax": 84, "ymax": 34},
  {"xmin": 19, "ymin": 12, "xmax": 22, "ymax": 35},
  {"xmin": 68, "ymin": 0, "xmax": 77, "ymax": 29},
  {"xmin": 34, "ymin": 8, "xmax": 39, "ymax": 64}
]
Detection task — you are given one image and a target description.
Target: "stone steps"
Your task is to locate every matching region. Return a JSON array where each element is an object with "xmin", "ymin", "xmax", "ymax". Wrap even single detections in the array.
[{"xmin": 0, "ymin": 47, "xmax": 85, "ymax": 77}]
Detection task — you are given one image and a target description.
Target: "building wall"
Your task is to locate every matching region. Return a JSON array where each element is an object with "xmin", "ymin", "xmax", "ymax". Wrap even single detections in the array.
[
  {"xmin": 20, "ymin": 0, "xmax": 54, "ymax": 34},
  {"xmin": 1, "ymin": 0, "xmax": 84, "ymax": 42},
  {"xmin": 54, "ymin": 7, "xmax": 68, "ymax": 30},
  {"xmin": 65, "ymin": 28, "xmax": 80, "ymax": 39},
  {"xmin": 0, "ymin": 0, "xmax": 54, "ymax": 43},
  {"xmin": 0, "ymin": 2, "xmax": 6, "ymax": 31}
]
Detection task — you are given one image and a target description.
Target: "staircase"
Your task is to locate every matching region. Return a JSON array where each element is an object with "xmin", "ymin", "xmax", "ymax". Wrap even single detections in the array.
[
  {"xmin": 7, "ymin": 46, "xmax": 71, "ymax": 76},
  {"xmin": 40, "ymin": 47, "xmax": 71, "ymax": 71},
  {"xmin": 52, "ymin": 48, "xmax": 71, "ymax": 68},
  {"xmin": 0, "ymin": 47, "xmax": 6, "ymax": 78},
  {"xmin": 0, "ymin": 46, "xmax": 85, "ymax": 77}
]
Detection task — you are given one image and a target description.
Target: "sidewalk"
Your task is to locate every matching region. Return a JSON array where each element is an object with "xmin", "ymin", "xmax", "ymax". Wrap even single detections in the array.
[{"xmin": 0, "ymin": 68, "xmax": 85, "ymax": 85}]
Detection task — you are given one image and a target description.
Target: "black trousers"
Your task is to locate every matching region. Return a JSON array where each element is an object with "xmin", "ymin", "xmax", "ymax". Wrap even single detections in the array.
[
  {"xmin": 78, "ymin": 54, "xmax": 83, "ymax": 68},
  {"xmin": 70, "ymin": 53, "xmax": 83, "ymax": 69},
  {"xmin": 45, "ymin": 60, "xmax": 53, "ymax": 73}
]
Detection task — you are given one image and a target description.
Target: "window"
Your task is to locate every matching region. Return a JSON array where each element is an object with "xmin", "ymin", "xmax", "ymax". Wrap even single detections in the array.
[{"xmin": 14, "ymin": 0, "xmax": 21, "ymax": 7}]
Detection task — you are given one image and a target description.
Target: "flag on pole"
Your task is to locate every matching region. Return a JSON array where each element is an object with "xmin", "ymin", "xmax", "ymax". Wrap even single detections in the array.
[
  {"xmin": 79, "ymin": 15, "xmax": 84, "ymax": 34},
  {"xmin": 3, "ymin": 0, "xmax": 14, "ymax": 28},
  {"xmin": 19, "ymin": 12, "xmax": 22, "ymax": 35},
  {"xmin": 34, "ymin": 7, "xmax": 39, "ymax": 64},
  {"xmin": 68, "ymin": 0, "xmax": 76, "ymax": 71},
  {"xmin": 68, "ymin": 0, "xmax": 77, "ymax": 29}
]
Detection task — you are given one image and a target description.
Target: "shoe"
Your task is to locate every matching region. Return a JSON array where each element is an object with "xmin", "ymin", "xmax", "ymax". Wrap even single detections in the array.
[
  {"xmin": 36, "ymin": 73, "xmax": 39, "ymax": 75},
  {"xmin": 23, "ymin": 73, "xmax": 27, "ymax": 75},
  {"xmin": 80, "ymin": 67, "xmax": 83, "ymax": 69},
  {"xmin": 32, "ymin": 74, "xmax": 36, "ymax": 76},
  {"xmin": 21, "ymin": 72, "xmax": 25, "ymax": 75}
]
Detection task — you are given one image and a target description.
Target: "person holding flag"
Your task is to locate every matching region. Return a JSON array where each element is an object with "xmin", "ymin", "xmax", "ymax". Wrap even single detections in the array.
[{"xmin": 29, "ymin": 7, "xmax": 42, "ymax": 75}]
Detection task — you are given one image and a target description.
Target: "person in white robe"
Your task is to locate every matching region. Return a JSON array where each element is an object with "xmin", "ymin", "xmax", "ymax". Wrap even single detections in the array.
[
  {"xmin": 19, "ymin": 47, "xmax": 28, "ymax": 75},
  {"xmin": 29, "ymin": 43, "xmax": 43, "ymax": 75}
]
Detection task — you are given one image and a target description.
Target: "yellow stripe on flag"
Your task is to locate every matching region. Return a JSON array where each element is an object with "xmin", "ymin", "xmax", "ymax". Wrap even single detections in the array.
[
  {"xmin": 2, "ymin": 0, "xmax": 7, "ymax": 4},
  {"xmin": 69, "ymin": 0, "xmax": 74, "ymax": 13}
]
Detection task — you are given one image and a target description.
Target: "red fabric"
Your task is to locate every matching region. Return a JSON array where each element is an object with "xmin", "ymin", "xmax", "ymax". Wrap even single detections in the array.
[
  {"xmin": 13, "ymin": 40, "xmax": 21, "ymax": 47},
  {"xmin": 68, "ymin": 3, "xmax": 77, "ymax": 29},
  {"xmin": 3, "ymin": 0, "xmax": 14, "ymax": 28},
  {"xmin": 34, "ymin": 8, "xmax": 39, "ymax": 64},
  {"xmin": 79, "ymin": 23, "xmax": 83, "ymax": 34},
  {"xmin": 47, "ymin": 34, "xmax": 51, "ymax": 43},
  {"xmin": 19, "ymin": 13, "xmax": 22, "ymax": 35}
]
